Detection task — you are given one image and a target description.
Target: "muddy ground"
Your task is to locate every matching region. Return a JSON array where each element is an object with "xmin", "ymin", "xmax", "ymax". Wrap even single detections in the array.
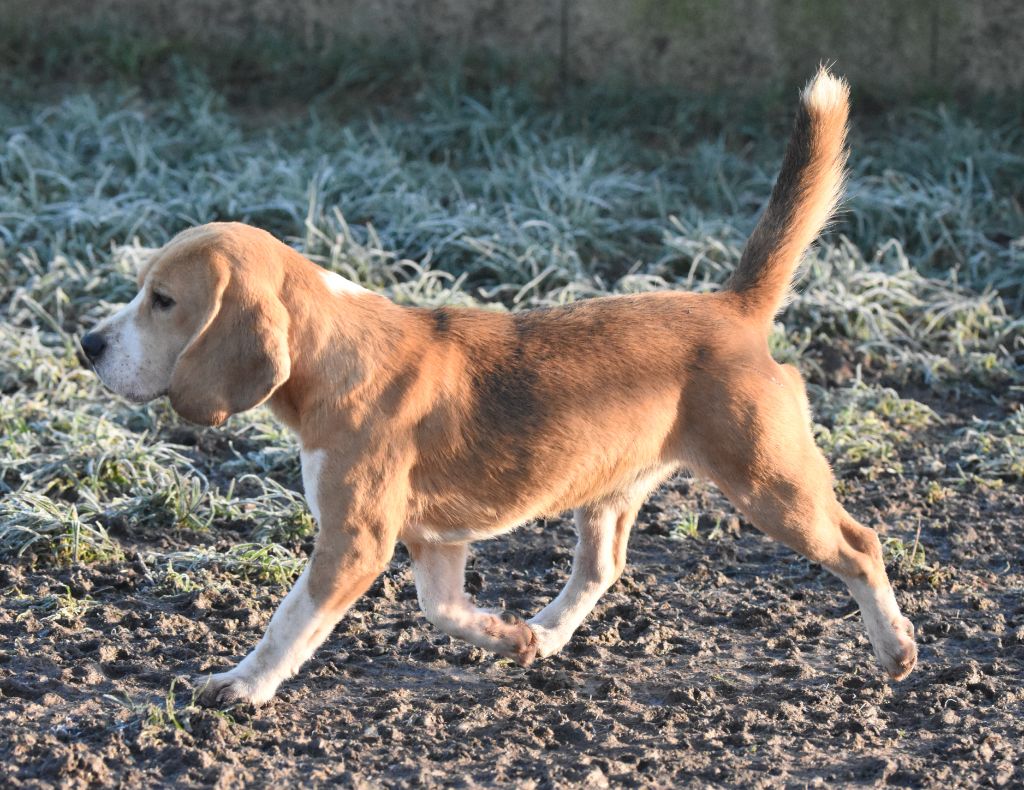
[{"xmin": 1, "ymin": 413, "xmax": 1022, "ymax": 788}]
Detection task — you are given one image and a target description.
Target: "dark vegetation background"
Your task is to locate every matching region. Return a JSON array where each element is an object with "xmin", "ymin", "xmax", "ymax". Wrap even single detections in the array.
[{"xmin": 0, "ymin": 2, "xmax": 1022, "ymax": 787}]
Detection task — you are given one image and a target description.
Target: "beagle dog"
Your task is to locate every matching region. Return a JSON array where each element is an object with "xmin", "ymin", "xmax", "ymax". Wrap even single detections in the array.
[{"xmin": 82, "ymin": 68, "xmax": 917, "ymax": 706}]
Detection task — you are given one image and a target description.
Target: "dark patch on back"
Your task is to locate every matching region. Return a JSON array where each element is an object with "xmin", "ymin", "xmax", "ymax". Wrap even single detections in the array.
[
  {"xmin": 430, "ymin": 308, "xmax": 451, "ymax": 336},
  {"xmin": 462, "ymin": 317, "xmax": 555, "ymax": 486},
  {"xmin": 509, "ymin": 301, "xmax": 617, "ymax": 364},
  {"xmin": 471, "ymin": 343, "xmax": 544, "ymax": 437}
]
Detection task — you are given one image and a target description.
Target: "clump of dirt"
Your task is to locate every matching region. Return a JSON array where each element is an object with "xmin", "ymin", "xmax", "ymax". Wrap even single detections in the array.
[{"xmin": 2, "ymin": 420, "xmax": 1022, "ymax": 787}]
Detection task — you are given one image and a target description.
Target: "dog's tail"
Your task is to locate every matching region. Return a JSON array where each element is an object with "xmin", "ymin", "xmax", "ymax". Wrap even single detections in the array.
[{"xmin": 724, "ymin": 66, "xmax": 849, "ymax": 329}]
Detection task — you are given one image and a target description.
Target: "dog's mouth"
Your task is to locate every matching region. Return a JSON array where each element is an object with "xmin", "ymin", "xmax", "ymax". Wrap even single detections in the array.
[
  {"xmin": 76, "ymin": 340, "xmax": 163, "ymax": 404},
  {"xmin": 122, "ymin": 389, "xmax": 165, "ymax": 404}
]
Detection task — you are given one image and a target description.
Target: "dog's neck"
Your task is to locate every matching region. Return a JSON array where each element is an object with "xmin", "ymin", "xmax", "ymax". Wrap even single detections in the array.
[{"xmin": 268, "ymin": 263, "xmax": 426, "ymax": 444}]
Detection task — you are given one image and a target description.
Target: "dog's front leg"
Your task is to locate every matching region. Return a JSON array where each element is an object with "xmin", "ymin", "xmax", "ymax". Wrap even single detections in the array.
[{"xmin": 196, "ymin": 455, "xmax": 399, "ymax": 706}]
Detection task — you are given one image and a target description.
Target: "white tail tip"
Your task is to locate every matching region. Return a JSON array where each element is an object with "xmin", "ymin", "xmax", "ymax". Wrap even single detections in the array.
[{"xmin": 801, "ymin": 66, "xmax": 850, "ymax": 114}]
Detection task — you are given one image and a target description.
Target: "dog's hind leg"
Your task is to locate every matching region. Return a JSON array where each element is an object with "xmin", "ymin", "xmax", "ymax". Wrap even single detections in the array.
[
  {"xmin": 686, "ymin": 366, "xmax": 917, "ymax": 680},
  {"xmin": 407, "ymin": 541, "xmax": 538, "ymax": 665},
  {"xmin": 527, "ymin": 499, "xmax": 639, "ymax": 659}
]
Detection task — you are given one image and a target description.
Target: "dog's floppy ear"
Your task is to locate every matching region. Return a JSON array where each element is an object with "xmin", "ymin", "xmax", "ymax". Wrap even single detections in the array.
[{"xmin": 169, "ymin": 269, "xmax": 291, "ymax": 427}]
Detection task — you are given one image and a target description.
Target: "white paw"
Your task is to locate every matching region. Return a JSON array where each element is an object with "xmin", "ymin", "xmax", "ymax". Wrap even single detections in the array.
[
  {"xmin": 878, "ymin": 616, "xmax": 917, "ymax": 681},
  {"xmin": 193, "ymin": 670, "xmax": 278, "ymax": 707},
  {"xmin": 527, "ymin": 623, "xmax": 568, "ymax": 659}
]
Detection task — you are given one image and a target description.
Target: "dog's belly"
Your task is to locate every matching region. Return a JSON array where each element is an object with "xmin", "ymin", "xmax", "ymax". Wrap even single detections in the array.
[
  {"xmin": 402, "ymin": 461, "xmax": 678, "ymax": 546},
  {"xmin": 402, "ymin": 498, "xmax": 544, "ymax": 545},
  {"xmin": 401, "ymin": 518, "xmax": 526, "ymax": 545}
]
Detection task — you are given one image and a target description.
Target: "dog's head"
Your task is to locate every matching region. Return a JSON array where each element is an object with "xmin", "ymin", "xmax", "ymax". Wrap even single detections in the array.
[{"xmin": 82, "ymin": 223, "xmax": 291, "ymax": 426}]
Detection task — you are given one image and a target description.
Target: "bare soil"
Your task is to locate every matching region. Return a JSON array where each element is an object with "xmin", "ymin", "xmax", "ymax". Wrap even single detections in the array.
[{"xmin": 2, "ymin": 418, "xmax": 1022, "ymax": 788}]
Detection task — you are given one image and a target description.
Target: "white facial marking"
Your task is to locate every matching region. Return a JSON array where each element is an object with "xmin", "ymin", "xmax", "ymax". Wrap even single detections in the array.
[
  {"xmin": 320, "ymin": 269, "xmax": 369, "ymax": 296},
  {"xmin": 89, "ymin": 289, "xmax": 177, "ymax": 402}
]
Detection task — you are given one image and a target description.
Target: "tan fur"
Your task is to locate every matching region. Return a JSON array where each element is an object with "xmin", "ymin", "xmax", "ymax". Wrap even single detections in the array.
[{"xmin": 84, "ymin": 69, "xmax": 916, "ymax": 706}]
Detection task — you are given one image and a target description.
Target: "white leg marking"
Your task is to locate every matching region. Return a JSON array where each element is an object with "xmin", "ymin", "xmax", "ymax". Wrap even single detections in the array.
[
  {"xmin": 412, "ymin": 543, "xmax": 536, "ymax": 663},
  {"xmin": 301, "ymin": 447, "xmax": 327, "ymax": 523},
  {"xmin": 529, "ymin": 506, "xmax": 622, "ymax": 658},
  {"xmin": 196, "ymin": 448, "xmax": 341, "ymax": 705},
  {"xmin": 197, "ymin": 565, "xmax": 344, "ymax": 705},
  {"xmin": 844, "ymin": 575, "xmax": 917, "ymax": 680}
]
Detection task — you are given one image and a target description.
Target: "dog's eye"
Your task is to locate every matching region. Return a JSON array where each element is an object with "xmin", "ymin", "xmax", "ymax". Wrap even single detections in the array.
[{"xmin": 152, "ymin": 292, "xmax": 175, "ymax": 311}]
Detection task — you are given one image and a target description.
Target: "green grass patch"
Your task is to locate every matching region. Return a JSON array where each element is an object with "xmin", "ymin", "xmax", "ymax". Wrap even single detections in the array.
[{"xmin": 813, "ymin": 383, "xmax": 937, "ymax": 479}]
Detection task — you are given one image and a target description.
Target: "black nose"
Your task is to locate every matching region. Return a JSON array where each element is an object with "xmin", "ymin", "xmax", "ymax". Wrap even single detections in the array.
[{"xmin": 81, "ymin": 332, "xmax": 107, "ymax": 362}]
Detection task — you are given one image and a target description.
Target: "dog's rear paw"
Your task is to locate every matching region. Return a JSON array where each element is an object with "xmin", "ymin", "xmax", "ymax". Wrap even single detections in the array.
[
  {"xmin": 880, "ymin": 616, "xmax": 917, "ymax": 681},
  {"xmin": 193, "ymin": 671, "xmax": 273, "ymax": 707},
  {"xmin": 523, "ymin": 622, "xmax": 566, "ymax": 661}
]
